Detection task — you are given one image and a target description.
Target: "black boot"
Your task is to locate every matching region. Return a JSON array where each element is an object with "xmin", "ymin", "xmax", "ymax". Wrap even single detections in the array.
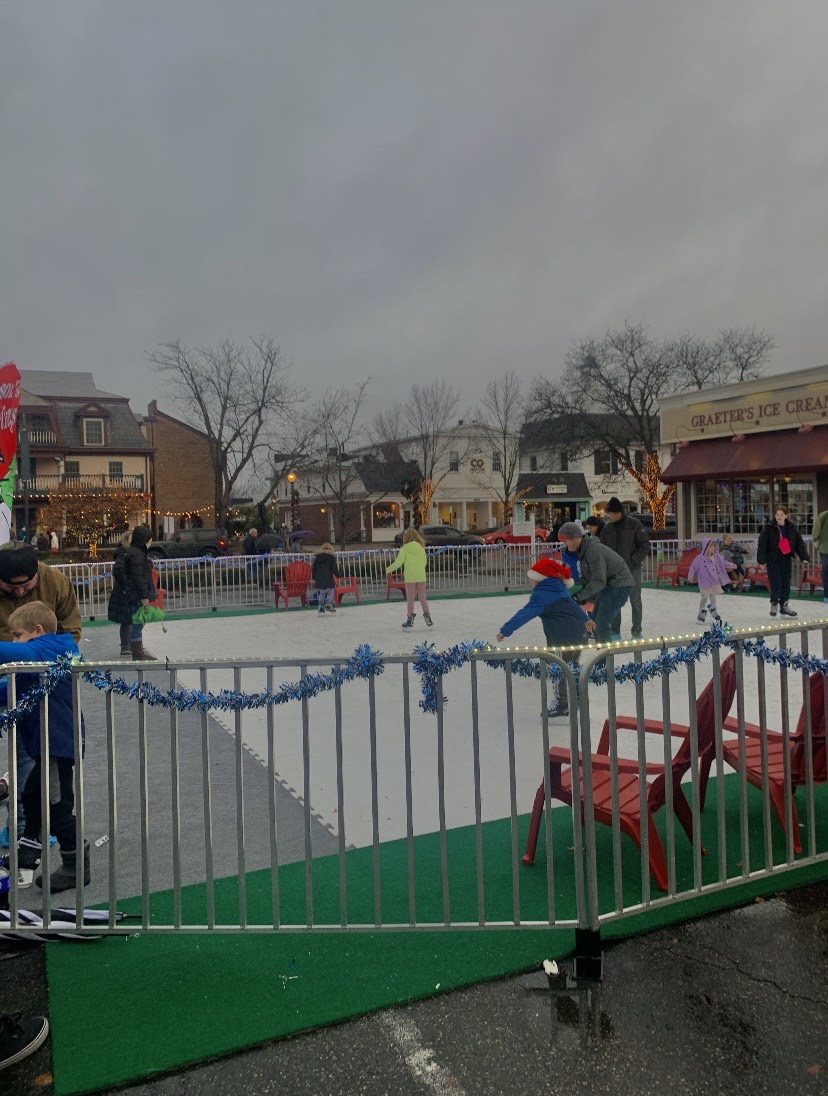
[
  {"xmin": 402, "ymin": 614, "xmax": 416, "ymax": 629},
  {"xmin": 423, "ymin": 613, "xmax": 433, "ymax": 627},
  {"xmin": 780, "ymin": 602, "xmax": 798, "ymax": 617},
  {"xmin": 37, "ymin": 842, "xmax": 90, "ymax": 892}
]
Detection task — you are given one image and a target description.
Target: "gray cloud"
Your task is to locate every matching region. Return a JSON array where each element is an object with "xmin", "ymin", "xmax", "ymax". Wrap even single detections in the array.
[{"xmin": 2, "ymin": 1, "xmax": 826, "ymax": 419}]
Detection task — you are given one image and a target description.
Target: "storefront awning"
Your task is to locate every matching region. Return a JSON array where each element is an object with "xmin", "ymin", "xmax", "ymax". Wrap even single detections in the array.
[{"xmin": 661, "ymin": 426, "xmax": 828, "ymax": 483}]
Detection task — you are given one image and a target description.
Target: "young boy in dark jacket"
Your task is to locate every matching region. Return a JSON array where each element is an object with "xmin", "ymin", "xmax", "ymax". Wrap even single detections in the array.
[
  {"xmin": 312, "ymin": 543, "xmax": 340, "ymax": 614},
  {"xmin": 496, "ymin": 558, "xmax": 589, "ymax": 717},
  {"xmin": 0, "ymin": 601, "xmax": 88, "ymax": 892}
]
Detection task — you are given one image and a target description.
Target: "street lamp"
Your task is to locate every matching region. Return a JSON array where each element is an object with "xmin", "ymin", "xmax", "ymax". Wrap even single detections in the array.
[{"xmin": 286, "ymin": 471, "xmax": 300, "ymax": 530}]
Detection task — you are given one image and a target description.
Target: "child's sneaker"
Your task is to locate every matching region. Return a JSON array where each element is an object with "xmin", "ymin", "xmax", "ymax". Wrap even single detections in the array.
[
  {"xmin": 696, "ymin": 609, "xmax": 707, "ymax": 624},
  {"xmin": 16, "ymin": 837, "xmax": 43, "ymax": 870},
  {"xmin": 326, "ymin": 605, "xmax": 336, "ymax": 613},
  {"xmin": 711, "ymin": 611, "xmax": 722, "ymax": 624}
]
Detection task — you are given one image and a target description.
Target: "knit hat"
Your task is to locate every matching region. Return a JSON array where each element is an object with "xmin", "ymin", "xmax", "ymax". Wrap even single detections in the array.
[
  {"xmin": 557, "ymin": 521, "xmax": 585, "ymax": 541},
  {"xmin": 605, "ymin": 497, "xmax": 624, "ymax": 513},
  {"xmin": 0, "ymin": 546, "xmax": 39, "ymax": 583},
  {"xmin": 527, "ymin": 557, "xmax": 574, "ymax": 588}
]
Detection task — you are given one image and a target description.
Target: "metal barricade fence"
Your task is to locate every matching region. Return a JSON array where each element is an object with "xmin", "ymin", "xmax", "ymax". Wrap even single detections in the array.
[
  {"xmin": 54, "ymin": 538, "xmax": 823, "ymax": 622},
  {"xmin": 2, "ymin": 620, "xmax": 826, "ymax": 937}
]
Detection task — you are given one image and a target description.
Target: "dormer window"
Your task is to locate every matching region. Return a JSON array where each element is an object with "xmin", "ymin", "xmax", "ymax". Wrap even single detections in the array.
[{"xmin": 83, "ymin": 418, "xmax": 104, "ymax": 445}]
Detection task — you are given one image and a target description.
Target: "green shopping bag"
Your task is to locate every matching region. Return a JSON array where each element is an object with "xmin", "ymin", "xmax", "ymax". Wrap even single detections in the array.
[{"xmin": 131, "ymin": 604, "xmax": 165, "ymax": 625}]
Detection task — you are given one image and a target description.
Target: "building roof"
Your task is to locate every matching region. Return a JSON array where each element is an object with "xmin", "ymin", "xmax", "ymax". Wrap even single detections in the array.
[
  {"xmin": 356, "ymin": 457, "xmax": 420, "ymax": 494},
  {"xmin": 517, "ymin": 471, "xmax": 591, "ymax": 500},
  {"xmin": 19, "ymin": 369, "xmax": 125, "ymax": 400}
]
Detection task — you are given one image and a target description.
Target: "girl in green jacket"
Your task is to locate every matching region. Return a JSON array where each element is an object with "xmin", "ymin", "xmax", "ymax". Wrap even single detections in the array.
[{"xmin": 386, "ymin": 527, "xmax": 433, "ymax": 628}]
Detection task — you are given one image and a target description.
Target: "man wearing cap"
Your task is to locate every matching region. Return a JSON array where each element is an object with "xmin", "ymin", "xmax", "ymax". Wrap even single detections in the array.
[
  {"xmin": 557, "ymin": 521, "xmax": 634, "ymax": 644},
  {"xmin": 0, "ymin": 546, "xmax": 82, "ymax": 643},
  {"xmin": 598, "ymin": 498, "xmax": 649, "ymax": 638}
]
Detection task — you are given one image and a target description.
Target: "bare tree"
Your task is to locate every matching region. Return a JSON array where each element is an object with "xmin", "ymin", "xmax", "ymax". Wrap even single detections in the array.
[
  {"xmin": 471, "ymin": 371, "xmax": 526, "ymax": 523},
  {"xmin": 528, "ymin": 323, "xmax": 775, "ymax": 527},
  {"xmin": 146, "ymin": 336, "xmax": 302, "ymax": 530},
  {"xmin": 305, "ymin": 380, "xmax": 373, "ymax": 548},
  {"xmin": 371, "ymin": 380, "xmax": 462, "ymax": 524}
]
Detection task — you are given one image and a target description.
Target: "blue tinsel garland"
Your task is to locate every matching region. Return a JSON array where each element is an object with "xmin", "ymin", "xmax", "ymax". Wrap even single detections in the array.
[{"xmin": 0, "ymin": 624, "xmax": 826, "ymax": 731}]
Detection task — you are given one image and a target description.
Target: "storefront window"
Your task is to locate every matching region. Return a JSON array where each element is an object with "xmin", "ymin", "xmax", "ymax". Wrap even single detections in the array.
[
  {"xmin": 373, "ymin": 502, "xmax": 399, "ymax": 529},
  {"xmin": 694, "ymin": 478, "xmax": 813, "ymax": 535}
]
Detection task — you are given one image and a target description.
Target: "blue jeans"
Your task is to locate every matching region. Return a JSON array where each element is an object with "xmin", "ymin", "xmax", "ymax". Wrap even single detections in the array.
[
  {"xmin": 593, "ymin": 586, "xmax": 633, "ymax": 643},
  {"xmin": 317, "ymin": 587, "xmax": 334, "ymax": 608}
]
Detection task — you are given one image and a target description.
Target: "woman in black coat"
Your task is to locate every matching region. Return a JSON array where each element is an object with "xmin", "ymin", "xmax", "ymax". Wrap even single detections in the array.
[
  {"xmin": 107, "ymin": 529, "xmax": 134, "ymax": 656},
  {"xmin": 111, "ymin": 525, "xmax": 157, "ymax": 659},
  {"xmin": 756, "ymin": 505, "xmax": 809, "ymax": 618}
]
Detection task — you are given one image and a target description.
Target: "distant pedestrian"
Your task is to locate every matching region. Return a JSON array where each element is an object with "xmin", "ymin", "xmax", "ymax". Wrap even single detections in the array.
[
  {"xmin": 598, "ymin": 498, "xmax": 649, "ymax": 638},
  {"xmin": 49, "ymin": 530, "xmax": 59, "ymax": 553},
  {"xmin": 720, "ymin": 533, "xmax": 746, "ymax": 591},
  {"xmin": 386, "ymin": 527, "xmax": 433, "ymax": 629},
  {"xmin": 107, "ymin": 529, "xmax": 134, "ymax": 656},
  {"xmin": 312, "ymin": 542, "xmax": 340, "ymax": 615},
  {"xmin": 242, "ymin": 528, "xmax": 258, "ymax": 555},
  {"xmin": 687, "ymin": 538, "xmax": 732, "ymax": 625},
  {"xmin": 757, "ymin": 506, "xmax": 809, "ymax": 618},
  {"xmin": 811, "ymin": 507, "xmax": 828, "ymax": 605}
]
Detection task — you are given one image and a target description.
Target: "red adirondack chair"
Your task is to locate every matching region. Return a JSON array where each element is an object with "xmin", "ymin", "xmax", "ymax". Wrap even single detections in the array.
[
  {"xmin": 386, "ymin": 574, "xmax": 407, "ymax": 600},
  {"xmin": 743, "ymin": 564, "xmax": 771, "ymax": 592},
  {"xmin": 655, "ymin": 546, "xmax": 697, "ymax": 587},
  {"xmin": 522, "ymin": 654, "xmax": 737, "ymax": 892},
  {"xmin": 333, "ymin": 574, "xmax": 360, "ymax": 607},
  {"xmin": 273, "ymin": 561, "xmax": 312, "ymax": 609},
  {"xmin": 718, "ymin": 672, "xmax": 826, "ymax": 853},
  {"xmin": 797, "ymin": 565, "xmax": 824, "ymax": 597}
]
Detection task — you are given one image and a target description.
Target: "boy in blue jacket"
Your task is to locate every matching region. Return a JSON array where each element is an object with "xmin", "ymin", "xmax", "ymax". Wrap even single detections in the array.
[
  {"xmin": 496, "ymin": 558, "xmax": 589, "ymax": 717},
  {"xmin": 0, "ymin": 601, "xmax": 88, "ymax": 892}
]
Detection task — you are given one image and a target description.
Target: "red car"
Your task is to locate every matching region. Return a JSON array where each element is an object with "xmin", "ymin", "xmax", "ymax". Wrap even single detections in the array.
[{"xmin": 481, "ymin": 523, "xmax": 547, "ymax": 545}]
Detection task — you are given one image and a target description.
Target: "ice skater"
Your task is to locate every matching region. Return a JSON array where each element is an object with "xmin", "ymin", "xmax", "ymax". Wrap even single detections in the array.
[
  {"xmin": 312, "ymin": 542, "xmax": 340, "ymax": 614},
  {"xmin": 687, "ymin": 538, "xmax": 732, "ymax": 625},
  {"xmin": 386, "ymin": 527, "xmax": 433, "ymax": 628}
]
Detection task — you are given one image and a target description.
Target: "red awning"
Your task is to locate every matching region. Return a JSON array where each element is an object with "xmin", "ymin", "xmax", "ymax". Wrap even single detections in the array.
[{"xmin": 661, "ymin": 426, "xmax": 828, "ymax": 483}]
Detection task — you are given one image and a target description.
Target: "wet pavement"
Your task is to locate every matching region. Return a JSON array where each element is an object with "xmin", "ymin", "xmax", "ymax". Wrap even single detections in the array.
[{"xmin": 5, "ymin": 879, "xmax": 827, "ymax": 1095}]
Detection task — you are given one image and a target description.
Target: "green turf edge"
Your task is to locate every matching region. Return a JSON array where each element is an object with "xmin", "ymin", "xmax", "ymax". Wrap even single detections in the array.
[{"xmin": 46, "ymin": 855, "xmax": 827, "ymax": 1096}]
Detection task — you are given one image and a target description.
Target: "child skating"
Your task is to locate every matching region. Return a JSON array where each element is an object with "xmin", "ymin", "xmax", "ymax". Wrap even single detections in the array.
[
  {"xmin": 312, "ymin": 543, "xmax": 340, "ymax": 614},
  {"xmin": 687, "ymin": 538, "xmax": 733, "ymax": 625},
  {"xmin": 386, "ymin": 527, "xmax": 433, "ymax": 628}
]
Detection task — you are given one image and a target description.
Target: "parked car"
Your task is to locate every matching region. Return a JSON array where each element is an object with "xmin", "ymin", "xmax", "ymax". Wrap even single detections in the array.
[
  {"xmin": 147, "ymin": 528, "xmax": 230, "ymax": 560},
  {"xmin": 393, "ymin": 525, "xmax": 486, "ymax": 552},
  {"xmin": 481, "ymin": 523, "xmax": 547, "ymax": 545}
]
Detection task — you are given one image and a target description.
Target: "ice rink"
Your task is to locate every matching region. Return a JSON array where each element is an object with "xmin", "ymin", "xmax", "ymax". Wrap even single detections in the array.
[{"xmin": 136, "ymin": 586, "xmax": 828, "ymax": 849}]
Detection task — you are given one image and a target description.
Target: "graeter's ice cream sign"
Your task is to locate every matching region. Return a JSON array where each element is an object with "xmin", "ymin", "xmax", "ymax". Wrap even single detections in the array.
[{"xmin": 0, "ymin": 362, "xmax": 22, "ymax": 545}]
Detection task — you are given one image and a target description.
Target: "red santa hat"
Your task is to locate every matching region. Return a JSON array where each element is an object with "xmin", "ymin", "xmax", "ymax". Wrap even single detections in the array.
[{"xmin": 527, "ymin": 557, "xmax": 574, "ymax": 587}]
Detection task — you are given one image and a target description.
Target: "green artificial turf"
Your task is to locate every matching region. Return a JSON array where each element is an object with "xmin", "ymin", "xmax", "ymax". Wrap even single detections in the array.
[{"xmin": 46, "ymin": 775, "xmax": 828, "ymax": 1095}]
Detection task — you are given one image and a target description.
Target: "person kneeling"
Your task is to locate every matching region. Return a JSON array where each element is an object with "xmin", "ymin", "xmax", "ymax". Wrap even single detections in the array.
[{"xmin": 0, "ymin": 602, "xmax": 89, "ymax": 893}]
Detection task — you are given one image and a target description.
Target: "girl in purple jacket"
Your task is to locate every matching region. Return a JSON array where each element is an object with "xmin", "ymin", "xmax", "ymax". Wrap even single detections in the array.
[{"xmin": 687, "ymin": 538, "xmax": 734, "ymax": 625}]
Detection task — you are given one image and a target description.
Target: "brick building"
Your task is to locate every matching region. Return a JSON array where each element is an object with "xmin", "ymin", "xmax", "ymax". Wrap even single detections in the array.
[{"xmin": 140, "ymin": 401, "xmax": 217, "ymax": 537}]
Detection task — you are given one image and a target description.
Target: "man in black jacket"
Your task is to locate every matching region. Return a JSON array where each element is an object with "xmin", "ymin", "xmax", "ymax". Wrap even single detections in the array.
[{"xmin": 598, "ymin": 498, "xmax": 650, "ymax": 638}]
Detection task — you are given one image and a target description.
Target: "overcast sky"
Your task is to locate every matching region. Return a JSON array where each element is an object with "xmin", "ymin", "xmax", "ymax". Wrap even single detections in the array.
[{"xmin": 2, "ymin": 1, "xmax": 827, "ymax": 423}]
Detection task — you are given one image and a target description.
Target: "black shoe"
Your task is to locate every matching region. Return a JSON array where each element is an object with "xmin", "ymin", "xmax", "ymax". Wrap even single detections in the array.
[
  {"xmin": 402, "ymin": 614, "xmax": 415, "ymax": 629},
  {"xmin": 779, "ymin": 603, "xmax": 798, "ymax": 617},
  {"xmin": 0, "ymin": 1013, "xmax": 49, "ymax": 1071}
]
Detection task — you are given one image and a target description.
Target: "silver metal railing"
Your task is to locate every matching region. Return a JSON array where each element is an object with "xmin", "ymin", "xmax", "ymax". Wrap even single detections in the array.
[
  {"xmin": 53, "ymin": 540, "xmax": 824, "ymax": 623},
  {"xmin": 2, "ymin": 620, "xmax": 826, "ymax": 935}
]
